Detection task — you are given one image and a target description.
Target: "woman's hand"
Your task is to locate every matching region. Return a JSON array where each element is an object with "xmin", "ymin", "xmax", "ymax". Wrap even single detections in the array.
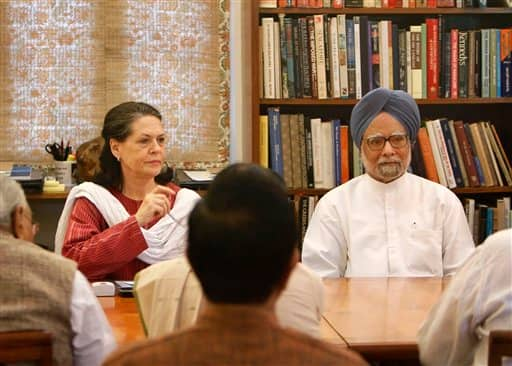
[{"xmin": 135, "ymin": 185, "xmax": 176, "ymax": 226}]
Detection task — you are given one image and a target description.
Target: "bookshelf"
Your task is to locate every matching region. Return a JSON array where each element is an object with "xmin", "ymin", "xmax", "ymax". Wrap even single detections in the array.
[
  {"xmin": 251, "ymin": 2, "xmax": 512, "ymax": 243},
  {"xmin": 251, "ymin": 2, "xmax": 512, "ymax": 194}
]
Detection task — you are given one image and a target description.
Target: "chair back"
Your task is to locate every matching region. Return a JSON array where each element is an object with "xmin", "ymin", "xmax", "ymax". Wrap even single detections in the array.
[
  {"xmin": 0, "ymin": 330, "xmax": 52, "ymax": 366},
  {"xmin": 488, "ymin": 330, "xmax": 512, "ymax": 366}
]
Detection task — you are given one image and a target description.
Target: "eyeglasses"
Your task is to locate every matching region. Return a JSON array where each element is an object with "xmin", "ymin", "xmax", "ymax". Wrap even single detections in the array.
[{"xmin": 365, "ymin": 133, "xmax": 409, "ymax": 151}]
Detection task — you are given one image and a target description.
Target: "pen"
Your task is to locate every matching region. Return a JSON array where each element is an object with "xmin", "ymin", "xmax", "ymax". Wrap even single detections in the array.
[{"xmin": 60, "ymin": 138, "xmax": 64, "ymax": 160}]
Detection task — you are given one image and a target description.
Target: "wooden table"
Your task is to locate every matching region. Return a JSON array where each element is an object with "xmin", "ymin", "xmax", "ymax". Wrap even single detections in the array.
[
  {"xmin": 99, "ymin": 277, "xmax": 450, "ymax": 361},
  {"xmin": 322, "ymin": 277, "xmax": 450, "ymax": 361},
  {"xmin": 99, "ymin": 297, "xmax": 145, "ymax": 346}
]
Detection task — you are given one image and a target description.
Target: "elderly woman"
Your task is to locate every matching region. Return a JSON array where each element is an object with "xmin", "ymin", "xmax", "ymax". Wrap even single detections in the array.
[{"xmin": 55, "ymin": 102, "xmax": 200, "ymax": 281}]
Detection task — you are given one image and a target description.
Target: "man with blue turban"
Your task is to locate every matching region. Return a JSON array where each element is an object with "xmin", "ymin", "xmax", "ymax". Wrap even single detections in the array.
[{"xmin": 302, "ymin": 88, "xmax": 474, "ymax": 278}]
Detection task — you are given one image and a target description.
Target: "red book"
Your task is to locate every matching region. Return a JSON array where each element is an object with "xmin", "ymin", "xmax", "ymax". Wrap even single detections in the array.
[
  {"xmin": 450, "ymin": 29, "xmax": 459, "ymax": 99},
  {"xmin": 426, "ymin": 18, "xmax": 439, "ymax": 99},
  {"xmin": 297, "ymin": 0, "xmax": 309, "ymax": 6},
  {"xmin": 454, "ymin": 120, "xmax": 480, "ymax": 187},
  {"xmin": 340, "ymin": 126, "xmax": 350, "ymax": 183},
  {"xmin": 427, "ymin": 0, "xmax": 436, "ymax": 6},
  {"xmin": 332, "ymin": 0, "xmax": 344, "ymax": 6},
  {"xmin": 417, "ymin": 127, "xmax": 440, "ymax": 183},
  {"xmin": 308, "ymin": 0, "xmax": 323, "ymax": 7}
]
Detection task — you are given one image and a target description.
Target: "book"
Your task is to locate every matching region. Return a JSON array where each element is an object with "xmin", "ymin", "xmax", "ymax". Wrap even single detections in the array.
[
  {"xmin": 417, "ymin": 127, "xmax": 440, "ymax": 183},
  {"xmin": 303, "ymin": 117, "xmax": 315, "ymax": 188},
  {"xmin": 314, "ymin": 15, "xmax": 328, "ymax": 99},
  {"xmin": 259, "ymin": 115, "xmax": 269, "ymax": 168},
  {"xmin": 448, "ymin": 120, "xmax": 469, "ymax": 187},
  {"xmin": 440, "ymin": 118, "xmax": 464, "ymax": 187},
  {"xmin": 426, "ymin": 18, "xmax": 439, "ymax": 99},
  {"xmin": 453, "ymin": 120, "xmax": 480, "ymax": 187},
  {"xmin": 458, "ymin": 31, "xmax": 469, "ymax": 98},
  {"xmin": 425, "ymin": 120, "xmax": 448, "ymax": 187},
  {"xmin": 261, "ymin": 18, "xmax": 276, "ymax": 99},
  {"xmin": 289, "ymin": 114, "xmax": 304, "ymax": 188},
  {"xmin": 268, "ymin": 107, "xmax": 284, "ymax": 177}
]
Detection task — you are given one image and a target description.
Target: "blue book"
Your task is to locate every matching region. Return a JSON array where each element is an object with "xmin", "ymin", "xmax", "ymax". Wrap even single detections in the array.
[
  {"xmin": 485, "ymin": 206, "xmax": 494, "ymax": 238},
  {"xmin": 333, "ymin": 119, "xmax": 341, "ymax": 186},
  {"xmin": 268, "ymin": 107, "xmax": 284, "ymax": 177},
  {"xmin": 284, "ymin": 18, "xmax": 296, "ymax": 99},
  {"xmin": 440, "ymin": 119, "xmax": 464, "ymax": 187}
]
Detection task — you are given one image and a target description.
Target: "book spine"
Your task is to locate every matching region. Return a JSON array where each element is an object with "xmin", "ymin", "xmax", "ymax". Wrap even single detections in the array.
[
  {"xmin": 398, "ymin": 28, "xmax": 407, "ymax": 92},
  {"xmin": 426, "ymin": 18, "xmax": 439, "ymax": 99},
  {"xmin": 262, "ymin": 18, "xmax": 276, "ymax": 99},
  {"xmin": 450, "ymin": 120, "xmax": 470, "ymax": 188},
  {"xmin": 481, "ymin": 29, "xmax": 490, "ymax": 98},
  {"xmin": 468, "ymin": 30, "xmax": 476, "ymax": 98},
  {"xmin": 432, "ymin": 119, "xmax": 457, "ymax": 188},
  {"xmin": 298, "ymin": 114, "xmax": 308, "ymax": 188},
  {"xmin": 307, "ymin": 16, "xmax": 318, "ymax": 99},
  {"xmin": 268, "ymin": 107, "xmax": 284, "ymax": 177},
  {"xmin": 303, "ymin": 117, "xmax": 315, "ymax": 188},
  {"xmin": 440, "ymin": 119, "xmax": 464, "ymax": 187},
  {"xmin": 333, "ymin": 119, "xmax": 342, "ymax": 186},
  {"xmin": 346, "ymin": 19, "xmax": 356, "ymax": 99},
  {"xmin": 458, "ymin": 31, "xmax": 469, "ymax": 98},
  {"xmin": 259, "ymin": 115, "xmax": 269, "ymax": 168},
  {"xmin": 425, "ymin": 120, "xmax": 448, "ymax": 186},
  {"xmin": 474, "ymin": 30, "xmax": 481, "ymax": 97},
  {"xmin": 450, "ymin": 29, "xmax": 459, "ymax": 99},
  {"xmin": 454, "ymin": 121, "xmax": 480, "ymax": 187},
  {"xmin": 340, "ymin": 125, "xmax": 350, "ymax": 183},
  {"xmin": 284, "ymin": 18, "xmax": 296, "ymax": 98},
  {"xmin": 464, "ymin": 123, "xmax": 486, "ymax": 186},
  {"xmin": 280, "ymin": 114, "xmax": 294, "ymax": 187},
  {"xmin": 314, "ymin": 15, "xmax": 328, "ymax": 99},
  {"xmin": 337, "ymin": 15, "xmax": 349, "ymax": 98},
  {"xmin": 278, "ymin": 14, "xmax": 289, "ymax": 98},
  {"xmin": 289, "ymin": 114, "xmax": 304, "ymax": 188},
  {"xmin": 417, "ymin": 127, "xmax": 440, "ymax": 183},
  {"xmin": 292, "ymin": 18, "xmax": 303, "ymax": 98},
  {"xmin": 299, "ymin": 17, "xmax": 313, "ymax": 98},
  {"xmin": 329, "ymin": 17, "xmax": 341, "ymax": 98}
]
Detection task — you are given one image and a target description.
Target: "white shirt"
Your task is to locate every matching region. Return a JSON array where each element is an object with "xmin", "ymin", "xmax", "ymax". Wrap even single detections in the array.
[
  {"xmin": 302, "ymin": 172, "xmax": 475, "ymax": 278},
  {"xmin": 71, "ymin": 270, "xmax": 117, "ymax": 366},
  {"xmin": 418, "ymin": 229, "xmax": 512, "ymax": 366}
]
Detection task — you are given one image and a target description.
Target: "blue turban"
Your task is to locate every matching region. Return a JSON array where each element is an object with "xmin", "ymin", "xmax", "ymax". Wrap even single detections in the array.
[{"xmin": 349, "ymin": 88, "xmax": 421, "ymax": 148}]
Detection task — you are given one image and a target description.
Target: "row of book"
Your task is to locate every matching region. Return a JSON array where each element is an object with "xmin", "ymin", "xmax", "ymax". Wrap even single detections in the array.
[
  {"xmin": 291, "ymin": 194, "xmax": 512, "ymax": 248},
  {"xmin": 260, "ymin": 15, "xmax": 512, "ymax": 100},
  {"xmin": 260, "ymin": 108, "xmax": 360, "ymax": 189},
  {"xmin": 261, "ymin": 0, "xmax": 505, "ymax": 8},
  {"xmin": 464, "ymin": 197, "xmax": 511, "ymax": 244},
  {"xmin": 260, "ymin": 108, "xmax": 512, "ymax": 189},
  {"xmin": 416, "ymin": 119, "xmax": 512, "ymax": 188}
]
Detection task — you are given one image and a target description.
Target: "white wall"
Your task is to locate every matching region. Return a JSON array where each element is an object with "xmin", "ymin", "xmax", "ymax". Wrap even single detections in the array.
[{"xmin": 229, "ymin": 0, "xmax": 252, "ymax": 163}]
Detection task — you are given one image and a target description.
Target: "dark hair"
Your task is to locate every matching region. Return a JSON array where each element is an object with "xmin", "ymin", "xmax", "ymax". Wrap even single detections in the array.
[
  {"xmin": 93, "ymin": 101, "xmax": 171, "ymax": 189},
  {"xmin": 187, "ymin": 163, "xmax": 297, "ymax": 304}
]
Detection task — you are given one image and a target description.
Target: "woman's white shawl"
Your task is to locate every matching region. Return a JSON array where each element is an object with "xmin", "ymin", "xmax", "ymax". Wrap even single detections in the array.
[{"xmin": 54, "ymin": 182, "xmax": 201, "ymax": 264}]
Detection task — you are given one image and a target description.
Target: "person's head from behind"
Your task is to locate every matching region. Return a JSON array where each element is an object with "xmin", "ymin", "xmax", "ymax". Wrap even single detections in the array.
[
  {"xmin": 75, "ymin": 136, "xmax": 104, "ymax": 183},
  {"xmin": 0, "ymin": 175, "xmax": 37, "ymax": 242},
  {"xmin": 350, "ymin": 88, "xmax": 420, "ymax": 183},
  {"xmin": 95, "ymin": 101, "xmax": 169, "ymax": 189},
  {"xmin": 187, "ymin": 163, "xmax": 298, "ymax": 305}
]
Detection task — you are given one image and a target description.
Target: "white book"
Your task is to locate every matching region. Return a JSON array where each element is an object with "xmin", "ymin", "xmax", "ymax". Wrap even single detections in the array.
[
  {"xmin": 379, "ymin": 20, "xmax": 390, "ymax": 89},
  {"xmin": 337, "ymin": 15, "xmax": 348, "ymax": 98},
  {"xmin": 406, "ymin": 30, "xmax": 412, "ymax": 96},
  {"xmin": 311, "ymin": 118, "xmax": 323, "ymax": 188},
  {"xmin": 320, "ymin": 120, "xmax": 335, "ymax": 189},
  {"xmin": 432, "ymin": 119, "xmax": 457, "ymax": 189},
  {"xmin": 329, "ymin": 18, "xmax": 341, "ymax": 98},
  {"xmin": 273, "ymin": 21, "xmax": 282, "ymax": 99},
  {"xmin": 465, "ymin": 198, "xmax": 475, "ymax": 238},
  {"xmin": 261, "ymin": 18, "xmax": 275, "ymax": 99},
  {"xmin": 314, "ymin": 15, "xmax": 328, "ymax": 100},
  {"xmin": 410, "ymin": 25, "xmax": 423, "ymax": 99},
  {"xmin": 308, "ymin": 195, "xmax": 316, "ymax": 222},
  {"xmin": 353, "ymin": 16, "xmax": 362, "ymax": 100},
  {"xmin": 425, "ymin": 120, "xmax": 448, "ymax": 187}
]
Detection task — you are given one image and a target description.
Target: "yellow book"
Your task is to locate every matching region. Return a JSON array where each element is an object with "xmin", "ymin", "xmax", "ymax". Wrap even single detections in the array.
[{"xmin": 259, "ymin": 115, "xmax": 269, "ymax": 168}]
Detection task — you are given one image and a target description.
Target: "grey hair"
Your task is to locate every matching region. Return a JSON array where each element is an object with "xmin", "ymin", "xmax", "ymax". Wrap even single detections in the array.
[{"xmin": 0, "ymin": 175, "xmax": 28, "ymax": 230}]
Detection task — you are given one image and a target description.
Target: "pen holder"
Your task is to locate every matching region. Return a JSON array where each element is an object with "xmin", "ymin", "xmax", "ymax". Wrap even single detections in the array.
[{"xmin": 54, "ymin": 161, "xmax": 74, "ymax": 186}]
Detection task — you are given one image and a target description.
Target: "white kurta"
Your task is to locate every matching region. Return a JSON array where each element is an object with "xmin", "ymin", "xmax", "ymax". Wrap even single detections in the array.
[
  {"xmin": 417, "ymin": 229, "xmax": 512, "ymax": 366},
  {"xmin": 302, "ymin": 172, "xmax": 475, "ymax": 278}
]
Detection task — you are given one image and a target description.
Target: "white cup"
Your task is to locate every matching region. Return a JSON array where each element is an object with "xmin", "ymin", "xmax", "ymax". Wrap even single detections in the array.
[{"xmin": 54, "ymin": 161, "xmax": 74, "ymax": 186}]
